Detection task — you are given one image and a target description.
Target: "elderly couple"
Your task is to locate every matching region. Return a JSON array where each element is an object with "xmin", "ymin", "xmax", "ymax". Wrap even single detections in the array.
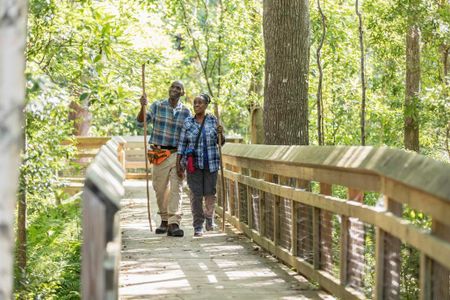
[{"xmin": 136, "ymin": 81, "xmax": 225, "ymax": 237}]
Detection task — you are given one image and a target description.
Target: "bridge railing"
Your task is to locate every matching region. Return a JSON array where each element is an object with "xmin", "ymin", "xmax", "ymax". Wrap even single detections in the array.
[
  {"xmin": 81, "ymin": 137, "xmax": 125, "ymax": 299},
  {"xmin": 217, "ymin": 144, "xmax": 450, "ymax": 299},
  {"xmin": 63, "ymin": 135, "xmax": 242, "ymax": 183}
]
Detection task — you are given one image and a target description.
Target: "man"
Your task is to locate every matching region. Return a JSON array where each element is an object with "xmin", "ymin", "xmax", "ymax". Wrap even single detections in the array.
[{"xmin": 137, "ymin": 81, "xmax": 191, "ymax": 237}]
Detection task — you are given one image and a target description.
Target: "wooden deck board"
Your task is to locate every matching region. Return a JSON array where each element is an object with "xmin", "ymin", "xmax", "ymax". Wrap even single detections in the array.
[{"xmin": 119, "ymin": 180, "xmax": 334, "ymax": 300}]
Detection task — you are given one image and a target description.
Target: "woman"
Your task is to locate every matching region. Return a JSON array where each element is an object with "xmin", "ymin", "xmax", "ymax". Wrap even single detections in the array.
[{"xmin": 177, "ymin": 93, "xmax": 225, "ymax": 237}]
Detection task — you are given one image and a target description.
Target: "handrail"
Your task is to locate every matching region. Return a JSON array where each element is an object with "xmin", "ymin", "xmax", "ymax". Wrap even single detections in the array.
[
  {"xmin": 217, "ymin": 144, "xmax": 450, "ymax": 299},
  {"xmin": 81, "ymin": 137, "xmax": 125, "ymax": 300}
]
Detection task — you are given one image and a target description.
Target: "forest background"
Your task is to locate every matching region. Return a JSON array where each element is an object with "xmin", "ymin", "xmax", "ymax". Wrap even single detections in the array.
[{"xmin": 15, "ymin": 0, "xmax": 449, "ymax": 298}]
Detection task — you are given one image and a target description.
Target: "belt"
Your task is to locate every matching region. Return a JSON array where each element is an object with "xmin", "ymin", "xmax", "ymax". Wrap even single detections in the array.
[
  {"xmin": 159, "ymin": 146, "xmax": 177, "ymax": 150},
  {"xmin": 152, "ymin": 145, "xmax": 177, "ymax": 152}
]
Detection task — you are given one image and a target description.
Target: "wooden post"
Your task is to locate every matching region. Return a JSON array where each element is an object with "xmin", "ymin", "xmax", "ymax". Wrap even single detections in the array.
[
  {"xmin": 273, "ymin": 176, "xmax": 281, "ymax": 247},
  {"xmin": 296, "ymin": 179, "xmax": 311, "ymax": 260},
  {"xmin": 116, "ymin": 138, "xmax": 126, "ymax": 173},
  {"xmin": 247, "ymin": 169, "xmax": 254, "ymax": 230},
  {"xmin": 420, "ymin": 221, "xmax": 450, "ymax": 300},
  {"xmin": 312, "ymin": 206, "xmax": 320, "ymax": 269},
  {"xmin": 233, "ymin": 166, "xmax": 241, "ymax": 220},
  {"xmin": 319, "ymin": 183, "xmax": 332, "ymax": 271},
  {"xmin": 82, "ymin": 147, "xmax": 123, "ymax": 300},
  {"xmin": 343, "ymin": 188, "xmax": 365, "ymax": 288},
  {"xmin": 82, "ymin": 188, "xmax": 107, "ymax": 300},
  {"xmin": 0, "ymin": 1, "xmax": 27, "ymax": 298},
  {"xmin": 340, "ymin": 214, "xmax": 350, "ymax": 285},
  {"xmin": 291, "ymin": 199, "xmax": 298, "ymax": 257},
  {"xmin": 374, "ymin": 195, "xmax": 402, "ymax": 299},
  {"xmin": 259, "ymin": 188, "xmax": 265, "ymax": 237}
]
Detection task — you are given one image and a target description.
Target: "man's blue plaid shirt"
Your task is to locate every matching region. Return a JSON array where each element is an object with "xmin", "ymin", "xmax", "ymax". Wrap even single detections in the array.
[
  {"xmin": 137, "ymin": 99, "xmax": 191, "ymax": 147},
  {"xmin": 178, "ymin": 114, "xmax": 221, "ymax": 172}
]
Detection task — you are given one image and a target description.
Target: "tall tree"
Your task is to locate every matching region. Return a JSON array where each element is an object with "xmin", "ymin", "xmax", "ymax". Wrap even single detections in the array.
[
  {"xmin": 0, "ymin": 0, "xmax": 28, "ymax": 298},
  {"xmin": 263, "ymin": 0, "xmax": 310, "ymax": 145},
  {"xmin": 356, "ymin": 0, "xmax": 367, "ymax": 145},
  {"xmin": 316, "ymin": 0, "xmax": 326, "ymax": 146},
  {"xmin": 16, "ymin": 127, "xmax": 27, "ymax": 283},
  {"xmin": 404, "ymin": 0, "xmax": 421, "ymax": 152}
]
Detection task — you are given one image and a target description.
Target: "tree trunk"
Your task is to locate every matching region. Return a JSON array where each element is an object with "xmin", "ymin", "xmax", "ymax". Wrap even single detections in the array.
[
  {"xmin": 404, "ymin": 4, "xmax": 421, "ymax": 152},
  {"xmin": 316, "ymin": 0, "xmax": 326, "ymax": 146},
  {"xmin": 356, "ymin": 0, "xmax": 366, "ymax": 146},
  {"xmin": 17, "ymin": 128, "xmax": 27, "ymax": 282},
  {"xmin": 68, "ymin": 101, "xmax": 92, "ymax": 136},
  {"xmin": 263, "ymin": 0, "xmax": 310, "ymax": 145},
  {"xmin": 250, "ymin": 105, "xmax": 264, "ymax": 144},
  {"xmin": 17, "ymin": 187, "xmax": 27, "ymax": 278},
  {"xmin": 0, "ymin": 0, "xmax": 28, "ymax": 298}
]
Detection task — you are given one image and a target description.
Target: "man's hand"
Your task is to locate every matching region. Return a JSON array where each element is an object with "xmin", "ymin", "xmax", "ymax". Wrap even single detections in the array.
[
  {"xmin": 140, "ymin": 93, "xmax": 148, "ymax": 106},
  {"xmin": 137, "ymin": 93, "xmax": 148, "ymax": 122}
]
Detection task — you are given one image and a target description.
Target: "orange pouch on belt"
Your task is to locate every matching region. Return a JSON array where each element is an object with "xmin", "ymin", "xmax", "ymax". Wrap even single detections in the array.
[{"xmin": 147, "ymin": 149, "xmax": 171, "ymax": 165}]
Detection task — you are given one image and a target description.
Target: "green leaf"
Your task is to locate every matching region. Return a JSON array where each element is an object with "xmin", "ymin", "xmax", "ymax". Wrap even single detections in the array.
[{"xmin": 79, "ymin": 93, "xmax": 89, "ymax": 101}]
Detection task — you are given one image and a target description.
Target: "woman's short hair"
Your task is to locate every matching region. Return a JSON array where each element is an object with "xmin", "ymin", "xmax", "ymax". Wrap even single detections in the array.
[{"xmin": 199, "ymin": 93, "xmax": 211, "ymax": 104}]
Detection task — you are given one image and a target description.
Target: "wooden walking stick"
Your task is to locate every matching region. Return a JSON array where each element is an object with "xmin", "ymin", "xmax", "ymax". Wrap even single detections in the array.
[
  {"xmin": 142, "ymin": 63, "xmax": 153, "ymax": 232},
  {"xmin": 214, "ymin": 102, "xmax": 227, "ymax": 231}
]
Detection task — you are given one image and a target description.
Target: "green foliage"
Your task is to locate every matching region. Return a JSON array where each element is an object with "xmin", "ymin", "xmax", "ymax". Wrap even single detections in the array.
[
  {"xmin": 22, "ymin": 72, "xmax": 75, "ymax": 210},
  {"xmin": 15, "ymin": 199, "xmax": 81, "ymax": 299},
  {"xmin": 20, "ymin": 0, "xmax": 449, "ymax": 297},
  {"xmin": 308, "ymin": 0, "xmax": 449, "ymax": 161}
]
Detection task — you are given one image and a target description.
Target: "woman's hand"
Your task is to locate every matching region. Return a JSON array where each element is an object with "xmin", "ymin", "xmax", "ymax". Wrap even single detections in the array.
[
  {"xmin": 176, "ymin": 163, "xmax": 185, "ymax": 179},
  {"xmin": 217, "ymin": 125, "xmax": 225, "ymax": 145}
]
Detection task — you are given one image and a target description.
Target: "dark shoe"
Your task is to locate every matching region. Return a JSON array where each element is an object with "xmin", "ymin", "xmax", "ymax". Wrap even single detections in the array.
[
  {"xmin": 194, "ymin": 227, "xmax": 203, "ymax": 237},
  {"xmin": 205, "ymin": 218, "xmax": 217, "ymax": 231},
  {"xmin": 167, "ymin": 224, "xmax": 184, "ymax": 237},
  {"xmin": 155, "ymin": 221, "xmax": 168, "ymax": 234}
]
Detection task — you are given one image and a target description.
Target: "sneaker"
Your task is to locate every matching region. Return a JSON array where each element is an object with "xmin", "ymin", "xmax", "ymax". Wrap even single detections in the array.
[
  {"xmin": 205, "ymin": 218, "xmax": 217, "ymax": 231},
  {"xmin": 167, "ymin": 223, "xmax": 184, "ymax": 237},
  {"xmin": 194, "ymin": 227, "xmax": 203, "ymax": 237},
  {"xmin": 155, "ymin": 221, "xmax": 168, "ymax": 234}
]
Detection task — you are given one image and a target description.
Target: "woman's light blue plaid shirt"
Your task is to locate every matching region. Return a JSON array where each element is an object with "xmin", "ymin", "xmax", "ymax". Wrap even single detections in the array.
[{"xmin": 178, "ymin": 114, "xmax": 222, "ymax": 172}]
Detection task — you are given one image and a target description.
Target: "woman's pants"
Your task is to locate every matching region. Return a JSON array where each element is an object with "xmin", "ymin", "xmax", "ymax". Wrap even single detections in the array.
[{"xmin": 187, "ymin": 168, "xmax": 218, "ymax": 229}]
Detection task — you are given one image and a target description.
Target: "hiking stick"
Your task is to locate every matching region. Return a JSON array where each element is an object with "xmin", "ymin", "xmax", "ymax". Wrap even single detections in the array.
[
  {"xmin": 214, "ymin": 102, "xmax": 227, "ymax": 231},
  {"xmin": 142, "ymin": 63, "xmax": 153, "ymax": 232}
]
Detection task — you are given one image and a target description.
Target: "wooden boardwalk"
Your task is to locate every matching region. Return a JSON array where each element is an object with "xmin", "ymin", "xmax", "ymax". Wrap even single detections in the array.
[{"xmin": 119, "ymin": 180, "xmax": 334, "ymax": 300}]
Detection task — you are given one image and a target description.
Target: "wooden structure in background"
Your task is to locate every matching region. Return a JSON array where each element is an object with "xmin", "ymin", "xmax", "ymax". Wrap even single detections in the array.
[
  {"xmin": 217, "ymin": 144, "xmax": 450, "ymax": 299},
  {"xmin": 63, "ymin": 135, "xmax": 242, "ymax": 183}
]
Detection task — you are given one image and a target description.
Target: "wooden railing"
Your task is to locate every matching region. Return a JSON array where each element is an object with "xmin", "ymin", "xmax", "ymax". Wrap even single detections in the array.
[
  {"xmin": 217, "ymin": 144, "xmax": 450, "ymax": 299},
  {"xmin": 81, "ymin": 137, "xmax": 125, "ymax": 299},
  {"xmin": 63, "ymin": 136, "xmax": 242, "ymax": 183}
]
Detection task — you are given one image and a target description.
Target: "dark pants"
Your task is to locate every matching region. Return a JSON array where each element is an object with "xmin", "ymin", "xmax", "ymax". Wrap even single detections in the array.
[{"xmin": 186, "ymin": 168, "xmax": 218, "ymax": 229}]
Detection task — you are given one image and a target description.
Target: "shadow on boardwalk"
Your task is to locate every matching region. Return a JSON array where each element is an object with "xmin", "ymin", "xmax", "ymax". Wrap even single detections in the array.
[{"xmin": 119, "ymin": 180, "xmax": 334, "ymax": 300}]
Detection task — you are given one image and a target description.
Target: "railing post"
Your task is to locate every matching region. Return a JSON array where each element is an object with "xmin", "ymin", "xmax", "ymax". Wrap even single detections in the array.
[
  {"xmin": 290, "ymin": 199, "xmax": 298, "ymax": 257},
  {"xmin": 114, "ymin": 136, "xmax": 127, "ymax": 175},
  {"xmin": 247, "ymin": 169, "xmax": 254, "ymax": 230},
  {"xmin": 296, "ymin": 179, "xmax": 311, "ymax": 261},
  {"xmin": 375, "ymin": 193, "xmax": 402, "ymax": 299},
  {"xmin": 420, "ymin": 221, "xmax": 450, "ymax": 300},
  {"xmin": 273, "ymin": 175, "xmax": 283, "ymax": 248},
  {"xmin": 319, "ymin": 183, "xmax": 332, "ymax": 271},
  {"xmin": 341, "ymin": 188, "xmax": 364, "ymax": 288},
  {"xmin": 81, "ymin": 140, "xmax": 124, "ymax": 300}
]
